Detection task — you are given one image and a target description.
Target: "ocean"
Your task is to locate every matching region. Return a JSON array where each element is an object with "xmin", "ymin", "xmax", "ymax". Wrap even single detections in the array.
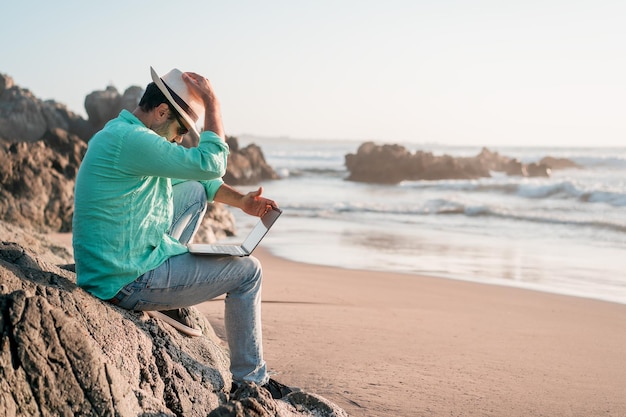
[{"xmin": 227, "ymin": 137, "xmax": 626, "ymax": 305}]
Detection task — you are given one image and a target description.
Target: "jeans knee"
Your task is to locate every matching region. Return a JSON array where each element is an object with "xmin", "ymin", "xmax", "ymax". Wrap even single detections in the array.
[
  {"xmin": 238, "ymin": 256, "xmax": 263, "ymax": 292},
  {"xmin": 173, "ymin": 181, "xmax": 207, "ymax": 208},
  {"xmin": 190, "ymin": 181, "xmax": 207, "ymax": 211}
]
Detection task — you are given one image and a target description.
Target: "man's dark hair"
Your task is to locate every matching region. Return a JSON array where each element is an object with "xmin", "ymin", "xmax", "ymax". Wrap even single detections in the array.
[{"xmin": 138, "ymin": 82, "xmax": 177, "ymax": 119}]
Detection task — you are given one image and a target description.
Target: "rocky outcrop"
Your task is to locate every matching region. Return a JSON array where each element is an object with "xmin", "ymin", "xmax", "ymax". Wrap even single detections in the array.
[
  {"xmin": 223, "ymin": 136, "xmax": 280, "ymax": 185},
  {"xmin": 0, "ymin": 73, "xmax": 95, "ymax": 143},
  {"xmin": 84, "ymin": 85, "xmax": 144, "ymax": 131},
  {"xmin": 539, "ymin": 156, "xmax": 582, "ymax": 170},
  {"xmin": 0, "ymin": 221, "xmax": 347, "ymax": 416},
  {"xmin": 345, "ymin": 142, "xmax": 578, "ymax": 184},
  {"xmin": 0, "ymin": 129, "xmax": 86, "ymax": 233}
]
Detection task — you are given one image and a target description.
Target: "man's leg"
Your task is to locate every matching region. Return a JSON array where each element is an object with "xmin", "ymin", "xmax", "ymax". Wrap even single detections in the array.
[
  {"xmin": 114, "ymin": 180, "xmax": 269, "ymax": 384},
  {"xmin": 115, "ymin": 253, "xmax": 268, "ymax": 384},
  {"xmin": 169, "ymin": 180, "xmax": 207, "ymax": 244},
  {"xmin": 156, "ymin": 180, "xmax": 208, "ymax": 335}
]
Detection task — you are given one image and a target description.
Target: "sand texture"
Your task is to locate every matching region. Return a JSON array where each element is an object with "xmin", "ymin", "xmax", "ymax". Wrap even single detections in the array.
[{"xmin": 198, "ymin": 248, "xmax": 626, "ymax": 417}]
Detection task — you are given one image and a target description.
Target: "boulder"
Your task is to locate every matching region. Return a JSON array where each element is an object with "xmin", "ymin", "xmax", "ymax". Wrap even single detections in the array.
[
  {"xmin": 539, "ymin": 156, "xmax": 581, "ymax": 170},
  {"xmin": 345, "ymin": 142, "xmax": 491, "ymax": 183},
  {"xmin": 345, "ymin": 142, "xmax": 414, "ymax": 184},
  {"xmin": 345, "ymin": 143, "xmax": 580, "ymax": 184},
  {"xmin": 223, "ymin": 136, "xmax": 280, "ymax": 185},
  {"xmin": 0, "ymin": 221, "xmax": 348, "ymax": 417},
  {"xmin": 0, "ymin": 73, "xmax": 94, "ymax": 143},
  {"xmin": 84, "ymin": 85, "xmax": 143, "ymax": 131},
  {"xmin": 526, "ymin": 162, "xmax": 551, "ymax": 177},
  {"xmin": 0, "ymin": 129, "xmax": 86, "ymax": 233}
]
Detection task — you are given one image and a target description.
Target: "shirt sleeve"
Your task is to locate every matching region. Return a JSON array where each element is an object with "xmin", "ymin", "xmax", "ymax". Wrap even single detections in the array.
[
  {"xmin": 171, "ymin": 177, "xmax": 224, "ymax": 202},
  {"xmin": 117, "ymin": 128, "xmax": 230, "ymax": 181}
]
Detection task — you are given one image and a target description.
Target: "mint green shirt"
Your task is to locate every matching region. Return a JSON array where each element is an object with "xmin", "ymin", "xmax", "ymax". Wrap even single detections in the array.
[{"xmin": 73, "ymin": 110, "xmax": 229, "ymax": 299}]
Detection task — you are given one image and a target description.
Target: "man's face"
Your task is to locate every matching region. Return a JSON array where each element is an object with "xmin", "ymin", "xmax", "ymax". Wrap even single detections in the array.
[{"xmin": 154, "ymin": 110, "xmax": 189, "ymax": 143}]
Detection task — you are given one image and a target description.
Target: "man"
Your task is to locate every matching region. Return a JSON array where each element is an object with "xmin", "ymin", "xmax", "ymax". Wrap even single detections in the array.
[{"xmin": 73, "ymin": 67, "xmax": 293, "ymax": 399}]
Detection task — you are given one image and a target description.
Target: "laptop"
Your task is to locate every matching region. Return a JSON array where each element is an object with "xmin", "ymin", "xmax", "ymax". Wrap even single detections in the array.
[{"xmin": 187, "ymin": 207, "xmax": 282, "ymax": 256}]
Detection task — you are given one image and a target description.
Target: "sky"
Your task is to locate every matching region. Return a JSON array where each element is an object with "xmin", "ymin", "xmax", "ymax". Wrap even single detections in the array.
[{"xmin": 2, "ymin": 0, "xmax": 625, "ymax": 147}]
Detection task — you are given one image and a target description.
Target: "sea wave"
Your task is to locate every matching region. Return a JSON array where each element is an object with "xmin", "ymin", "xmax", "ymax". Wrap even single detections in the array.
[
  {"xmin": 277, "ymin": 167, "xmax": 347, "ymax": 178},
  {"xmin": 462, "ymin": 207, "xmax": 626, "ymax": 235},
  {"xmin": 280, "ymin": 199, "xmax": 626, "ymax": 237},
  {"xmin": 571, "ymin": 155, "xmax": 626, "ymax": 169},
  {"xmin": 401, "ymin": 179, "xmax": 626, "ymax": 207}
]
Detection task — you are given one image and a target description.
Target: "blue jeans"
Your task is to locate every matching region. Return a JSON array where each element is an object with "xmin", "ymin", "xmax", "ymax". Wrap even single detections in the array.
[{"xmin": 114, "ymin": 181, "xmax": 268, "ymax": 385}]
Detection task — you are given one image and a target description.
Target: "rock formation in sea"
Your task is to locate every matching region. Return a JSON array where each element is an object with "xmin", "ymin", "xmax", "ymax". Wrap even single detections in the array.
[
  {"xmin": 0, "ymin": 220, "xmax": 347, "ymax": 416},
  {"xmin": 345, "ymin": 141, "xmax": 581, "ymax": 184},
  {"xmin": 0, "ymin": 71, "xmax": 279, "ymax": 241}
]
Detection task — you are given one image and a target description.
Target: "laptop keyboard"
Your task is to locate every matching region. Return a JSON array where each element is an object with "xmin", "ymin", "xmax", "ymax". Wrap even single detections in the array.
[{"xmin": 199, "ymin": 245, "xmax": 246, "ymax": 256}]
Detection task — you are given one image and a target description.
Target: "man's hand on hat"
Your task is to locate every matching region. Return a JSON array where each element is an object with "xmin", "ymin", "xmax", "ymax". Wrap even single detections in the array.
[
  {"xmin": 182, "ymin": 72, "xmax": 219, "ymax": 107},
  {"xmin": 181, "ymin": 71, "xmax": 224, "ymax": 139}
]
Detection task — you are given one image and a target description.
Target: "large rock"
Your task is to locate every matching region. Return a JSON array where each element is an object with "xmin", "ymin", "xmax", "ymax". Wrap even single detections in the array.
[
  {"xmin": 0, "ymin": 129, "xmax": 86, "ymax": 233},
  {"xmin": 539, "ymin": 156, "xmax": 582, "ymax": 170},
  {"xmin": 345, "ymin": 143, "xmax": 571, "ymax": 184},
  {"xmin": 0, "ymin": 73, "xmax": 94, "ymax": 143},
  {"xmin": 223, "ymin": 136, "xmax": 280, "ymax": 185},
  {"xmin": 0, "ymin": 221, "xmax": 348, "ymax": 417},
  {"xmin": 84, "ymin": 85, "xmax": 143, "ymax": 131}
]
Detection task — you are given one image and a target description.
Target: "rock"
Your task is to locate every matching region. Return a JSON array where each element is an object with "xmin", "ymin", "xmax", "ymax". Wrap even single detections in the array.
[
  {"xmin": 223, "ymin": 137, "xmax": 280, "ymax": 185},
  {"xmin": 345, "ymin": 142, "xmax": 491, "ymax": 183},
  {"xmin": 503, "ymin": 159, "xmax": 526, "ymax": 176},
  {"xmin": 345, "ymin": 141, "xmax": 415, "ymax": 184},
  {"xmin": 195, "ymin": 203, "xmax": 237, "ymax": 244},
  {"xmin": 84, "ymin": 85, "xmax": 122, "ymax": 130},
  {"xmin": 526, "ymin": 162, "xmax": 551, "ymax": 177},
  {"xmin": 539, "ymin": 156, "xmax": 581, "ymax": 170},
  {"xmin": 210, "ymin": 382, "xmax": 348, "ymax": 417},
  {"xmin": 345, "ymin": 143, "xmax": 581, "ymax": 184},
  {"xmin": 0, "ymin": 73, "xmax": 95, "ymax": 143},
  {"xmin": 0, "ymin": 130, "xmax": 86, "ymax": 233},
  {"xmin": 0, "ymin": 235, "xmax": 228, "ymax": 416},
  {"xmin": 0, "ymin": 221, "xmax": 347, "ymax": 417},
  {"xmin": 84, "ymin": 85, "xmax": 143, "ymax": 131}
]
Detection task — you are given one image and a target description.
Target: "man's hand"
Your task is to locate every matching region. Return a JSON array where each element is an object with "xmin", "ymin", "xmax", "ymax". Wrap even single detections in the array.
[
  {"xmin": 182, "ymin": 72, "xmax": 224, "ymax": 139},
  {"xmin": 214, "ymin": 184, "xmax": 279, "ymax": 217},
  {"xmin": 241, "ymin": 187, "xmax": 279, "ymax": 217},
  {"xmin": 183, "ymin": 72, "xmax": 218, "ymax": 106}
]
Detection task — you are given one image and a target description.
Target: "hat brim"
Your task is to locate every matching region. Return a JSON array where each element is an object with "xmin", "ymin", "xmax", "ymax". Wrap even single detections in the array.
[{"xmin": 150, "ymin": 67, "xmax": 200, "ymax": 141}]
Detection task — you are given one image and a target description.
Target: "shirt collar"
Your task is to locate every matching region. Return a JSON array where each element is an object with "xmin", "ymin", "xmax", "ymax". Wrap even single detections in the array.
[{"xmin": 118, "ymin": 109, "xmax": 144, "ymax": 126}]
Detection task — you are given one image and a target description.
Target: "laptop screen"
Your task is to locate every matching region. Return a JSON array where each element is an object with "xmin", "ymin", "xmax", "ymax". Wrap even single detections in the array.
[{"xmin": 241, "ymin": 208, "xmax": 282, "ymax": 252}]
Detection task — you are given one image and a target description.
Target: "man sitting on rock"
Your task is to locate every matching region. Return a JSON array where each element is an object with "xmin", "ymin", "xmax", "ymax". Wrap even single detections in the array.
[{"xmin": 72, "ymin": 66, "xmax": 293, "ymax": 399}]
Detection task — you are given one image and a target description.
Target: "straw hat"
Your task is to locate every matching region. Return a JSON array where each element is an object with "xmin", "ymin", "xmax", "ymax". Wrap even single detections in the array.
[{"xmin": 150, "ymin": 66, "xmax": 204, "ymax": 140}]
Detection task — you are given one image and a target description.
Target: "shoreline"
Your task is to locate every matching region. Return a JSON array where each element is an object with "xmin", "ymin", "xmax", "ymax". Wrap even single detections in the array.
[
  {"xmin": 47, "ymin": 234, "xmax": 626, "ymax": 416},
  {"xmin": 266, "ymin": 241, "xmax": 626, "ymax": 307},
  {"xmin": 200, "ymin": 247, "xmax": 626, "ymax": 416}
]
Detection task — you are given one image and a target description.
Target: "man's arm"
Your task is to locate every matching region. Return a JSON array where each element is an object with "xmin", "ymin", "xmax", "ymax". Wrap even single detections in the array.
[{"xmin": 214, "ymin": 183, "xmax": 279, "ymax": 218}]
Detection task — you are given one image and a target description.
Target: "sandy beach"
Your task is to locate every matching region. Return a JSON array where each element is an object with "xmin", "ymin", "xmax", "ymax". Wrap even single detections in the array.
[
  {"xmin": 49, "ymin": 234, "xmax": 626, "ymax": 416},
  {"xmin": 200, "ymin": 248, "xmax": 626, "ymax": 417}
]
